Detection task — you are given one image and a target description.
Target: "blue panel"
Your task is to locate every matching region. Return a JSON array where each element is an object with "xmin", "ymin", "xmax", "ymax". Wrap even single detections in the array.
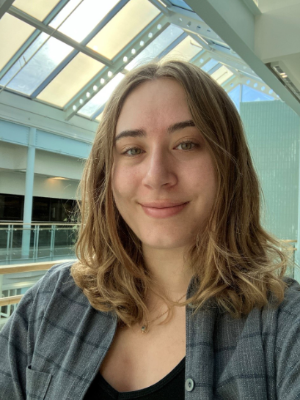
[
  {"xmin": 0, "ymin": 120, "xmax": 29, "ymax": 146},
  {"xmin": 228, "ymin": 85, "xmax": 241, "ymax": 111},
  {"xmin": 36, "ymin": 130, "xmax": 91, "ymax": 158},
  {"xmin": 242, "ymin": 85, "xmax": 274, "ymax": 102},
  {"xmin": 201, "ymin": 59, "xmax": 218, "ymax": 73}
]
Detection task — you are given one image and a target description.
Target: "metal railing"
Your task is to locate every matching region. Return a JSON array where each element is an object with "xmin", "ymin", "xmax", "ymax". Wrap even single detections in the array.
[
  {"xmin": 0, "ymin": 238, "xmax": 297, "ymax": 330},
  {"xmin": 0, "ymin": 222, "xmax": 79, "ymax": 265}
]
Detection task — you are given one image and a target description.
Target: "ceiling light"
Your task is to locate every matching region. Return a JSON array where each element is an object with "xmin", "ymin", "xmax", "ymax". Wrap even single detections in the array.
[
  {"xmin": 123, "ymin": 56, "xmax": 128, "ymax": 62},
  {"xmin": 131, "ymin": 49, "xmax": 136, "ymax": 54},
  {"xmin": 140, "ymin": 41, "xmax": 144, "ymax": 47},
  {"xmin": 100, "ymin": 78, "xmax": 105, "ymax": 85},
  {"xmin": 79, "ymin": 99, "xmax": 83, "ymax": 104},
  {"xmin": 72, "ymin": 105, "xmax": 77, "ymax": 111},
  {"xmin": 86, "ymin": 92, "xmax": 90, "ymax": 98},
  {"xmin": 267, "ymin": 62, "xmax": 300, "ymax": 102},
  {"xmin": 108, "ymin": 71, "xmax": 113, "ymax": 78},
  {"xmin": 93, "ymin": 85, "xmax": 98, "ymax": 91}
]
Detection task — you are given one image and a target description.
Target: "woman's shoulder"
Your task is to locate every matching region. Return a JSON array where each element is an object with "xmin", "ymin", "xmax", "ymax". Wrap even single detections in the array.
[
  {"xmin": 260, "ymin": 277, "xmax": 300, "ymax": 347},
  {"xmin": 25, "ymin": 260, "xmax": 89, "ymax": 316},
  {"xmin": 33, "ymin": 260, "xmax": 79, "ymax": 295},
  {"xmin": 276, "ymin": 277, "xmax": 300, "ymax": 332}
]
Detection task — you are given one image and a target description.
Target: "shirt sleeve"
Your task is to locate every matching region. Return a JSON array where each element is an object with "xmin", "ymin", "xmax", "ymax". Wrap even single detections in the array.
[
  {"xmin": 0, "ymin": 282, "xmax": 40, "ymax": 400},
  {"xmin": 276, "ymin": 281, "xmax": 300, "ymax": 399}
]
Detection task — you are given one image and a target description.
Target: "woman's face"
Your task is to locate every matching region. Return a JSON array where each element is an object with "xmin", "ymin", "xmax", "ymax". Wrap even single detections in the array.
[{"xmin": 111, "ymin": 78, "xmax": 217, "ymax": 252}]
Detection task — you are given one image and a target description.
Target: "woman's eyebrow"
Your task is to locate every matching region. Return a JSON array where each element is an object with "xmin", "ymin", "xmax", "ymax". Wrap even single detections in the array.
[
  {"xmin": 167, "ymin": 120, "xmax": 195, "ymax": 134},
  {"xmin": 114, "ymin": 120, "xmax": 195, "ymax": 143},
  {"xmin": 114, "ymin": 129, "xmax": 146, "ymax": 143}
]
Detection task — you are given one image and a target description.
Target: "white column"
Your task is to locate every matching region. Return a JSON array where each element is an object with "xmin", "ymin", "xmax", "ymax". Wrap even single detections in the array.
[{"xmin": 21, "ymin": 127, "xmax": 36, "ymax": 259}]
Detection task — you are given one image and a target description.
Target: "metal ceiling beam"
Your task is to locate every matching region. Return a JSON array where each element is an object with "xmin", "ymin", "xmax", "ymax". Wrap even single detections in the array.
[
  {"xmin": 191, "ymin": 50, "xmax": 212, "ymax": 68},
  {"xmin": 148, "ymin": 0, "xmax": 172, "ymax": 15},
  {"xmin": 64, "ymin": 14, "xmax": 170, "ymax": 120},
  {"xmin": 187, "ymin": 32, "xmax": 212, "ymax": 51},
  {"xmin": 238, "ymin": 75, "xmax": 278, "ymax": 100},
  {"xmin": 222, "ymin": 75, "xmax": 241, "ymax": 93},
  {"xmin": 167, "ymin": 5, "xmax": 224, "ymax": 45},
  {"xmin": 8, "ymin": 6, "xmax": 113, "ymax": 67},
  {"xmin": 185, "ymin": 0, "xmax": 300, "ymax": 116},
  {"xmin": 30, "ymin": 0, "xmax": 130, "ymax": 99},
  {"xmin": 0, "ymin": 0, "xmax": 70, "ymax": 80},
  {"xmin": 167, "ymin": 4, "xmax": 260, "ymax": 79},
  {"xmin": 0, "ymin": 0, "xmax": 14, "ymax": 19}
]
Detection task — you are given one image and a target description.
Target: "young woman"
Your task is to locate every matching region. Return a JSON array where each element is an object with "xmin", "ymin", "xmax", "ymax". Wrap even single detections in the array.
[{"xmin": 1, "ymin": 61, "xmax": 300, "ymax": 400}]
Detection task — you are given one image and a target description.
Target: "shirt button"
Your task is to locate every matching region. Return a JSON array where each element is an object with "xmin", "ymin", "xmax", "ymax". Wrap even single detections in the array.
[{"xmin": 185, "ymin": 378, "xmax": 195, "ymax": 392}]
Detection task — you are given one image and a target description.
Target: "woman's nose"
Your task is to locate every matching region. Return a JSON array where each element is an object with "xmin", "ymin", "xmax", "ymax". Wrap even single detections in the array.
[{"xmin": 141, "ymin": 150, "xmax": 177, "ymax": 189}]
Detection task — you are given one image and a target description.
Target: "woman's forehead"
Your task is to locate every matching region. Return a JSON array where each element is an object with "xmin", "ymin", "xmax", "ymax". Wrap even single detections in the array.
[{"xmin": 116, "ymin": 78, "xmax": 191, "ymax": 132}]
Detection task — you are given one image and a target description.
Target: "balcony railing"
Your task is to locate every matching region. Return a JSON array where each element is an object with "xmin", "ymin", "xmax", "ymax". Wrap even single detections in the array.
[
  {"xmin": 0, "ymin": 222, "xmax": 79, "ymax": 265},
  {"xmin": 0, "ymin": 260, "xmax": 75, "ymax": 330},
  {"xmin": 0, "ymin": 237, "xmax": 297, "ymax": 330}
]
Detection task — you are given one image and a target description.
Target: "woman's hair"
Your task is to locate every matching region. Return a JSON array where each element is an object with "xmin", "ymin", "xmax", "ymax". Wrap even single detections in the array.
[{"xmin": 71, "ymin": 60, "xmax": 288, "ymax": 325}]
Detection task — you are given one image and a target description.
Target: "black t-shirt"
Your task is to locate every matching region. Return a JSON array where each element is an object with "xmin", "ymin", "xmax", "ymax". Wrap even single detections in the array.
[{"xmin": 84, "ymin": 357, "xmax": 185, "ymax": 399}]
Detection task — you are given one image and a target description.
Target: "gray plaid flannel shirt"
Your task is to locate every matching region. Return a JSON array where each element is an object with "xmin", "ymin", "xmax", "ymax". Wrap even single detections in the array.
[{"xmin": 1, "ymin": 261, "xmax": 300, "ymax": 399}]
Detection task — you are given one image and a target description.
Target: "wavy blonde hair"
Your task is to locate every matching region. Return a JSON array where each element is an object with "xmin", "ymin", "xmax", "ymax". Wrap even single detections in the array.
[{"xmin": 71, "ymin": 60, "xmax": 288, "ymax": 325}]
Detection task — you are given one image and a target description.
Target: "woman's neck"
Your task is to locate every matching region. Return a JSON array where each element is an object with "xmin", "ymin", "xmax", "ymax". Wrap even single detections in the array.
[{"xmin": 142, "ymin": 244, "xmax": 194, "ymax": 302}]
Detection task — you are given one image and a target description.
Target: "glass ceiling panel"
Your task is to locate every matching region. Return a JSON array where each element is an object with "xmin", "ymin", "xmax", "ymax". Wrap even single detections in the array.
[
  {"xmin": 162, "ymin": 36, "xmax": 201, "ymax": 62},
  {"xmin": 210, "ymin": 65, "xmax": 233, "ymax": 85},
  {"xmin": 13, "ymin": 0, "xmax": 61, "ymax": 21},
  {"xmin": 126, "ymin": 24, "xmax": 183, "ymax": 71},
  {"xmin": 242, "ymin": 85, "xmax": 274, "ymax": 102},
  {"xmin": 201, "ymin": 58, "xmax": 218, "ymax": 73},
  {"xmin": 0, "ymin": 14, "xmax": 35, "ymax": 72},
  {"xmin": 1, "ymin": 35, "xmax": 73, "ymax": 95},
  {"xmin": 87, "ymin": 0, "xmax": 160, "ymax": 60},
  {"xmin": 1, "ymin": 32, "xmax": 49, "ymax": 87},
  {"xmin": 47, "ymin": 0, "xmax": 81, "ymax": 28},
  {"xmin": 37, "ymin": 53, "xmax": 104, "ymax": 108},
  {"xmin": 50, "ymin": 0, "xmax": 121, "ymax": 43},
  {"xmin": 79, "ymin": 73, "xmax": 124, "ymax": 118},
  {"xmin": 228, "ymin": 84, "xmax": 241, "ymax": 111}
]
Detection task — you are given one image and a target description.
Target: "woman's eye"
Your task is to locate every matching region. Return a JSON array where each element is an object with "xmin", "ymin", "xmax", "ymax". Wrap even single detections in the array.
[
  {"xmin": 123, "ymin": 147, "xmax": 143, "ymax": 156},
  {"xmin": 176, "ymin": 141, "xmax": 197, "ymax": 151}
]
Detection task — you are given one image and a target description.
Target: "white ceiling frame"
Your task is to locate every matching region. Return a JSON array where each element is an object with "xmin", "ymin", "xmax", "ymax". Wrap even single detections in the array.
[
  {"xmin": 65, "ymin": 14, "xmax": 170, "ymax": 120},
  {"xmin": 192, "ymin": 51, "xmax": 213, "ymax": 69},
  {"xmin": 222, "ymin": 75, "xmax": 241, "ymax": 94},
  {"xmin": 8, "ymin": 6, "xmax": 112, "ymax": 66},
  {"xmin": 239, "ymin": 76, "xmax": 278, "ymax": 100},
  {"xmin": 185, "ymin": 0, "xmax": 300, "ymax": 116},
  {"xmin": 167, "ymin": 5, "xmax": 224, "ymax": 45},
  {"xmin": 168, "ymin": 4, "xmax": 260, "ymax": 81}
]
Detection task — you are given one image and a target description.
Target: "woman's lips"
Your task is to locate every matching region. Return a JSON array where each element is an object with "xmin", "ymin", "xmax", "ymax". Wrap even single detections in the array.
[{"xmin": 140, "ymin": 202, "xmax": 189, "ymax": 218}]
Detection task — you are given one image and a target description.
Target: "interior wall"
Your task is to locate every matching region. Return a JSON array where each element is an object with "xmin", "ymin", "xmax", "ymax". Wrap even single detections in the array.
[
  {"xmin": 0, "ymin": 142, "xmax": 85, "ymax": 180},
  {"xmin": 258, "ymin": 0, "xmax": 300, "ymax": 12},
  {"xmin": 0, "ymin": 170, "xmax": 79, "ymax": 200},
  {"xmin": 241, "ymin": 100, "xmax": 300, "ymax": 240}
]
